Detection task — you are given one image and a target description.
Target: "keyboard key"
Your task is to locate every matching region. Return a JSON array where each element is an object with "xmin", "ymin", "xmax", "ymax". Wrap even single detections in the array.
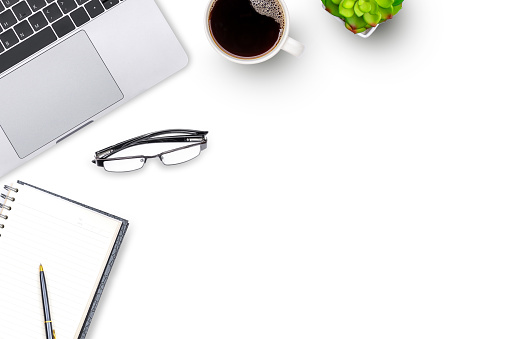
[
  {"xmin": 1, "ymin": 0, "xmax": 19, "ymax": 8},
  {"xmin": 56, "ymin": 0, "xmax": 75, "ymax": 14},
  {"xmin": 52, "ymin": 14, "xmax": 73, "ymax": 37},
  {"xmin": 84, "ymin": 0, "xmax": 102, "ymax": 18},
  {"xmin": 0, "ymin": 28, "xmax": 18, "ymax": 48},
  {"xmin": 101, "ymin": 0, "xmax": 117, "ymax": 10},
  {"xmin": 13, "ymin": 19, "xmax": 32, "ymax": 39},
  {"xmin": 42, "ymin": 2, "xmax": 61, "ymax": 22},
  {"xmin": 0, "ymin": 26, "xmax": 56, "ymax": 74},
  {"xmin": 0, "ymin": 9, "xmax": 17, "ymax": 30},
  {"xmin": 69, "ymin": 6, "xmax": 88, "ymax": 27},
  {"xmin": 28, "ymin": 11, "xmax": 47, "ymax": 31},
  {"xmin": 26, "ymin": 0, "xmax": 46, "ymax": 11},
  {"xmin": 12, "ymin": 1, "xmax": 31, "ymax": 20}
]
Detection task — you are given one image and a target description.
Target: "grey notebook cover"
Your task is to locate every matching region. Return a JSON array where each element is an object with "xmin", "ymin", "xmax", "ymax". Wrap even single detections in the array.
[{"xmin": 17, "ymin": 180, "xmax": 129, "ymax": 339}]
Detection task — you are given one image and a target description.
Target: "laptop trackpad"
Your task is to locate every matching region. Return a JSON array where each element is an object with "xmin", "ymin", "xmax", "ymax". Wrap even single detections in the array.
[{"xmin": 0, "ymin": 31, "xmax": 123, "ymax": 159}]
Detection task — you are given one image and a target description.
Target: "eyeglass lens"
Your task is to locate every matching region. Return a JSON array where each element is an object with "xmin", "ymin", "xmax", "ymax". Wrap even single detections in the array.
[
  {"xmin": 103, "ymin": 157, "xmax": 146, "ymax": 173},
  {"xmin": 161, "ymin": 145, "xmax": 201, "ymax": 165}
]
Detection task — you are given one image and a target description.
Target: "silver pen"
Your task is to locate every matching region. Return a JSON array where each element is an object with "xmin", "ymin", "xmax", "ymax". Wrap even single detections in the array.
[{"xmin": 40, "ymin": 264, "xmax": 56, "ymax": 339}]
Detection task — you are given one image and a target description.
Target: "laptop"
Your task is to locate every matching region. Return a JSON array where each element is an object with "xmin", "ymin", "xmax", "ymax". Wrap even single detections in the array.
[{"xmin": 0, "ymin": 0, "xmax": 188, "ymax": 177}]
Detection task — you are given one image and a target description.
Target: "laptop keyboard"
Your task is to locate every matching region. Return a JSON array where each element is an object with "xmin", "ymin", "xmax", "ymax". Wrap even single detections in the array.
[{"xmin": 0, "ymin": 0, "xmax": 123, "ymax": 75}]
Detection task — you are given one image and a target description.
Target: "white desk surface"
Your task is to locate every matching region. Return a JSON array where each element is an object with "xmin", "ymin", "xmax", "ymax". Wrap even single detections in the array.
[{"xmin": 4, "ymin": 0, "xmax": 509, "ymax": 338}]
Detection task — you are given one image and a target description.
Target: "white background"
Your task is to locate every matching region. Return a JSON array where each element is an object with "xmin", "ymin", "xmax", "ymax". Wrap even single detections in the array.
[{"xmin": 3, "ymin": 0, "xmax": 509, "ymax": 338}]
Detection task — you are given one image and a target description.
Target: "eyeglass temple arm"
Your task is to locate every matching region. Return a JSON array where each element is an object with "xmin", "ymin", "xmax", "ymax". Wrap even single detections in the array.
[
  {"xmin": 102, "ymin": 136, "xmax": 207, "ymax": 158},
  {"xmin": 94, "ymin": 130, "xmax": 208, "ymax": 159},
  {"xmin": 107, "ymin": 130, "xmax": 207, "ymax": 152}
]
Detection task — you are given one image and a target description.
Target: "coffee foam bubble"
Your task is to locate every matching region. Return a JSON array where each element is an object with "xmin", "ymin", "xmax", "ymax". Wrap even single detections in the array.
[{"xmin": 249, "ymin": 0, "xmax": 285, "ymax": 28}]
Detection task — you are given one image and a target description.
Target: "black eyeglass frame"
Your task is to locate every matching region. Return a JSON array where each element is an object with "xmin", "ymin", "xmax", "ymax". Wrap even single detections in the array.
[{"xmin": 92, "ymin": 129, "xmax": 208, "ymax": 168}]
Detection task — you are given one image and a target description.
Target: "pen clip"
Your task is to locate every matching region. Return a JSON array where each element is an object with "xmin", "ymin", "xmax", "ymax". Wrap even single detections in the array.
[{"xmin": 52, "ymin": 329, "xmax": 56, "ymax": 339}]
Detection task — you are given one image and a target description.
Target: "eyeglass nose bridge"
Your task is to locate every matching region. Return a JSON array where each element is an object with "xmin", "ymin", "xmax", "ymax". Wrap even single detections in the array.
[
  {"xmin": 143, "ymin": 154, "xmax": 159, "ymax": 164},
  {"xmin": 143, "ymin": 154, "xmax": 178, "ymax": 167}
]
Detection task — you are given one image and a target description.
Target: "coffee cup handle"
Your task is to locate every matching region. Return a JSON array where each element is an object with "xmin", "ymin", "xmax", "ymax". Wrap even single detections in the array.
[{"xmin": 281, "ymin": 37, "xmax": 305, "ymax": 57}]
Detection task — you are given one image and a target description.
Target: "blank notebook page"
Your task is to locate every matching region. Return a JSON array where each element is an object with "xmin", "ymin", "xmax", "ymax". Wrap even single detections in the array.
[{"xmin": 0, "ymin": 183, "xmax": 122, "ymax": 339}]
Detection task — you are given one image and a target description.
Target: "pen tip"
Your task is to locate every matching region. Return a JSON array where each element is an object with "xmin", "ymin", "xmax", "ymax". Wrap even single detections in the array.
[{"xmin": 40, "ymin": 264, "xmax": 43, "ymax": 271}]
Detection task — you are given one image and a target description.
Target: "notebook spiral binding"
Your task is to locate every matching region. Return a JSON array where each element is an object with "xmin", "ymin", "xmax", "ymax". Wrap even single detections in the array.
[{"xmin": 0, "ymin": 186, "xmax": 18, "ymax": 232}]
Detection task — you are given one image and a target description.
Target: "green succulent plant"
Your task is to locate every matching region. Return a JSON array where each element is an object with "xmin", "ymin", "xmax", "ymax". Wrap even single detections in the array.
[{"xmin": 322, "ymin": 0, "xmax": 404, "ymax": 34}]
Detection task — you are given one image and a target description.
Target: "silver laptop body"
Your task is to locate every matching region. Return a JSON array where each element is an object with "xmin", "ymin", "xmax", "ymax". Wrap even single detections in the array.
[{"xmin": 0, "ymin": 0, "xmax": 188, "ymax": 177}]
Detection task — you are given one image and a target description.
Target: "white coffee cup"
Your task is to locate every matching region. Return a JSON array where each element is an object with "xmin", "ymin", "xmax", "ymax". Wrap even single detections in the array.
[{"xmin": 205, "ymin": 0, "xmax": 305, "ymax": 64}]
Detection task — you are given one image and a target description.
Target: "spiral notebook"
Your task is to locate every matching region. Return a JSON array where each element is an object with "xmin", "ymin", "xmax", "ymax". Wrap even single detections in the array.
[{"xmin": 0, "ymin": 181, "xmax": 128, "ymax": 339}]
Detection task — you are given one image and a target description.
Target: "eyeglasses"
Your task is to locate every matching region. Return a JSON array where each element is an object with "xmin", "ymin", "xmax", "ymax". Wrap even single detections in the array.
[{"xmin": 92, "ymin": 129, "xmax": 208, "ymax": 172}]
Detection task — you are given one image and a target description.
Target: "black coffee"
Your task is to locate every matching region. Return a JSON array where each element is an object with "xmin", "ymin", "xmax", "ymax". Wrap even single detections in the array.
[{"xmin": 209, "ymin": 0, "xmax": 284, "ymax": 58}]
